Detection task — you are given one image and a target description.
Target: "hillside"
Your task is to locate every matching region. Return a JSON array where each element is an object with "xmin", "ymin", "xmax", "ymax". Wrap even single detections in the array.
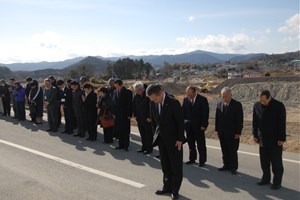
[
  {"xmin": 106, "ymin": 50, "xmax": 262, "ymax": 67},
  {"xmin": 63, "ymin": 56, "xmax": 111, "ymax": 73},
  {"xmin": 0, "ymin": 57, "xmax": 84, "ymax": 71},
  {"xmin": 0, "ymin": 66, "xmax": 12, "ymax": 79},
  {"xmin": 239, "ymin": 51, "xmax": 300, "ymax": 66}
]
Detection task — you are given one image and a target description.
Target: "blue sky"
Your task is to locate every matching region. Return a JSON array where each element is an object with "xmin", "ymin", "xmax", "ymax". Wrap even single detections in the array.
[{"xmin": 0, "ymin": 0, "xmax": 299, "ymax": 63}]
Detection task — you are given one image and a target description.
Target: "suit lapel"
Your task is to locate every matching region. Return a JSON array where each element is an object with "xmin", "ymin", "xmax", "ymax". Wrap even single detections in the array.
[
  {"xmin": 221, "ymin": 101, "xmax": 225, "ymax": 113},
  {"xmin": 159, "ymin": 95, "xmax": 169, "ymax": 125}
]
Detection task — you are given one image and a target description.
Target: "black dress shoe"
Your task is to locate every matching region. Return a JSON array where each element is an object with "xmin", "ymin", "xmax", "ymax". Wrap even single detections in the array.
[
  {"xmin": 231, "ymin": 170, "xmax": 238, "ymax": 175},
  {"xmin": 124, "ymin": 148, "xmax": 129, "ymax": 151},
  {"xmin": 218, "ymin": 166, "xmax": 229, "ymax": 171},
  {"xmin": 257, "ymin": 180, "xmax": 270, "ymax": 185},
  {"xmin": 46, "ymin": 129, "xmax": 53, "ymax": 132},
  {"xmin": 198, "ymin": 163, "xmax": 205, "ymax": 167},
  {"xmin": 79, "ymin": 135, "xmax": 85, "ymax": 138},
  {"xmin": 155, "ymin": 155, "xmax": 160, "ymax": 159},
  {"xmin": 271, "ymin": 184, "xmax": 281, "ymax": 190},
  {"xmin": 155, "ymin": 188, "xmax": 171, "ymax": 195},
  {"xmin": 143, "ymin": 150, "xmax": 152, "ymax": 154},
  {"xmin": 171, "ymin": 193, "xmax": 179, "ymax": 200},
  {"xmin": 52, "ymin": 129, "xmax": 58, "ymax": 133},
  {"xmin": 137, "ymin": 149, "xmax": 145, "ymax": 153},
  {"xmin": 103, "ymin": 141, "xmax": 113, "ymax": 144},
  {"xmin": 73, "ymin": 134, "xmax": 80, "ymax": 137},
  {"xmin": 185, "ymin": 160, "xmax": 195, "ymax": 165},
  {"xmin": 61, "ymin": 131, "xmax": 67, "ymax": 134},
  {"xmin": 115, "ymin": 146, "xmax": 124, "ymax": 150}
]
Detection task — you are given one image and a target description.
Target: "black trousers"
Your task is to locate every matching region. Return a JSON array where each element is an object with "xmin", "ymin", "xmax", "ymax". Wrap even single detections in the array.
[
  {"xmin": 116, "ymin": 117, "xmax": 130, "ymax": 149},
  {"xmin": 259, "ymin": 145, "xmax": 284, "ymax": 185},
  {"xmin": 16, "ymin": 101, "xmax": 25, "ymax": 120},
  {"xmin": 57, "ymin": 104, "xmax": 61, "ymax": 127},
  {"xmin": 2, "ymin": 97, "xmax": 11, "ymax": 116},
  {"xmin": 103, "ymin": 127, "xmax": 114, "ymax": 143},
  {"xmin": 63, "ymin": 107, "xmax": 74, "ymax": 134},
  {"xmin": 137, "ymin": 120, "xmax": 153, "ymax": 152},
  {"xmin": 86, "ymin": 117, "xmax": 97, "ymax": 140},
  {"xmin": 75, "ymin": 115, "xmax": 85, "ymax": 137},
  {"xmin": 219, "ymin": 136, "xmax": 240, "ymax": 170},
  {"xmin": 158, "ymin": 138, "xmax": 183, "ymax": 195},
  {"xmin": 47, "ymin": 106, "xmax": 58, "ymax": 130},
  {"xmin": 187, "ymin": 130, "xmax": 207, "ymax": 164}
]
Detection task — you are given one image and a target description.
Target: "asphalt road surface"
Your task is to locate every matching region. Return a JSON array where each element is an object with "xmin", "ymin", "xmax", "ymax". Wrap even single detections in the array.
[{"xmin": 0, "ymin": 114, "xmax": 299, "ymax": 200}]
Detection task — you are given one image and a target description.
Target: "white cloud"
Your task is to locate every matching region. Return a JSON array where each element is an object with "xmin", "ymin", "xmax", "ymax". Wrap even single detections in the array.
[
  {"xmin": 0, "ymin": 31, "xmax": 78, "ymax": 63},
  {"xmin": 176, "ymin": 34, "xmax": 255, "ymax": 53},
  {"xmin": 264, "ymin": 28, "xmax": 271, "ymax": 34},
  {"xmin": 278, "ymin": 13, "xmax": 300, "ymax": 42},
  {"xmin": 32, "ymin": 31, "xmax": 62, "ymax": 49},
  {"xmin": 188, "ymin": 16, "xmax": 195, "ymax": 22},
  {"xmin": 278, "ymin": 13, "xmax": 300, "ymax": 33}
]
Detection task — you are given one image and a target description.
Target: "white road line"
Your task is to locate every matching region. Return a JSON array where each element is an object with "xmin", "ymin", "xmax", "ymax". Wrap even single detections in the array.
[
  {"xmin": 207, "ymin": 145, "xmax": 300, "ymax": 164},
  {"xmin": 131, "ymin": 132, "xmax": 300, "ymax": 164},
  {"xmin": 0, "ymin": 139, "xmax": 145, "ymax": 188}
]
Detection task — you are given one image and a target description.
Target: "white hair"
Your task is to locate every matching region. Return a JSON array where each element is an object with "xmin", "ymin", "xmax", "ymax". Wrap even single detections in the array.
[
  {"xmin": 221, "ymin": 87, "xmax": 232, "ymax": 95},
  {"xmin": 133, "ymin": 81, "xmax": 144, "ymax": 90}
]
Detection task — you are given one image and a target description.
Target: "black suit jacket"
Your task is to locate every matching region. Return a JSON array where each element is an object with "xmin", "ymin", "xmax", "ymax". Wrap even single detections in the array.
[
  {"xmin": 61, "ymin": 87, "xmax": 73, "ymax": 108},
  {"xmin": 44, "ymin": 86, "xmax": 58, "ymax": 109},
  {"xmin": 252, "ymin": 98, "xmax": 286, "ymax": 147},
  {"xmin": 112, "ymin": 87, "xmax": 133, "ymax": 119},
  {"xmin": 0, "ymin": 84, "xmax": 11, "ymax": 100},
  {"xmin": 182, "ymin": 93, "xmax": 209, "ymax": 133},
  {"xmin": 83, "ymin": 91, "xmax": 97, "ymax": 120},
  {"xmin": 72, "ymin": 88, "xmax": 84, "ymax": 117},
  {"xmin": 215, "ymin": 98, "xmax": 243, "ymax": 138},
  {"xmin": 151, "ymin": 94, "xmax": 185, "ymax": 145}
]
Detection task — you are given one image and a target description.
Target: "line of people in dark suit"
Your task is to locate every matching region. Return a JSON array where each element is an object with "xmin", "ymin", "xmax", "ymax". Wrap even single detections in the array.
[{"xmin": 0, "ymin": 76, "xmax": 286, "ymax": 199}]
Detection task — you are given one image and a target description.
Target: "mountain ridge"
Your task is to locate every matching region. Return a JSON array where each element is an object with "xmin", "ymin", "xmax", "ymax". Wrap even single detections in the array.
[{"xmin": 0, "ymin": 50, "xmax": 284, "ymax": 71}]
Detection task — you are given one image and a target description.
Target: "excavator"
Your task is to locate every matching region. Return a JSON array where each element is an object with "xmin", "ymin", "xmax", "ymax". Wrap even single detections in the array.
[{"xmin": 199, "ymin": 81, "xmax": 214, "ymax": 93}]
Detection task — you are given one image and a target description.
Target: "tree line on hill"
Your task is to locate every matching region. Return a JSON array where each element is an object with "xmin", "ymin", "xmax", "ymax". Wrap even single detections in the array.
[{"xmin": 65, "ymin": 58, "xmax": 155, "ymax": 80}]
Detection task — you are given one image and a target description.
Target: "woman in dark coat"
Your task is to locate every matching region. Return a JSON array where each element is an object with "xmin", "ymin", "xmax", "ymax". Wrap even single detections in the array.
[
  {"xmin": 29, "ymin": 80, "xmax": 44, "ymax": 124},
  {"xmin": 97, "ymin": 87, "xmax": 114, "ymax": 144}
]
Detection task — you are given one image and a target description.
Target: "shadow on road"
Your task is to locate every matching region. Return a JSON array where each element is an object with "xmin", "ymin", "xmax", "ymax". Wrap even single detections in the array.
[{"xmin": 184, "ymin": 163, "xmax": 300, "ymax": 200}]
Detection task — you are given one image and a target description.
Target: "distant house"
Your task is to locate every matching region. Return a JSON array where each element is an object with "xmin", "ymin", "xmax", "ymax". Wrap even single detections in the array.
[
  {"xmin": 228, "ymin": 71, "xmax": 242, "ymax": 79},
  {"xmin": 289, "ymin": 60, "xmax": 300, "ymax": 70},
  {"xmin": 164, "ymin": 77, "xmax": 175, "ymax": 83},
  {"xmin": 243, "ymin": 71, "xmax": 263, "ymax": 78}
]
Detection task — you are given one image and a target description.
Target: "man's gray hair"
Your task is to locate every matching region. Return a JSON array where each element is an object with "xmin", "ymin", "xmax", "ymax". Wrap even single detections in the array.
[
  {"xmin": 108, "ymin": 78, "xmax": 115, "ymax": 85},
  {"xmin": 133, "ymin": 81, "xmax": 144, "ymax": 90},
  {"xmin": 146, "ymin": 83, "xmax": 164, "ymax": 96},
  {"xmin": 221, "ymin": 87, "xmax": 232, "ymax": 95},
  {"xmin": 186, "ymin": 85, "xmax": 197, "ymax": 93}
]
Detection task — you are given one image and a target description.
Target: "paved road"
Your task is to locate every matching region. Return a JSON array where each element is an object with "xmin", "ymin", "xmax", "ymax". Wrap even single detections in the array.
[{"xmin": 0, "ymin": 115, "xmax": 299, "ymax": 200}]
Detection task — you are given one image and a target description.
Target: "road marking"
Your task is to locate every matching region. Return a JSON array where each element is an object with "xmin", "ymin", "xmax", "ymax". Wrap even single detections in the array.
[
  {"xmin": 0, "ymin": 139, "xmax": 145, "ymax": 188},
  {"xmin": 131, "ymin": 132, "xmax": 300, "ymax": 164},
  {"xmin": 207, "ymin": 145, "xmax": 300, "ymax": 164}
]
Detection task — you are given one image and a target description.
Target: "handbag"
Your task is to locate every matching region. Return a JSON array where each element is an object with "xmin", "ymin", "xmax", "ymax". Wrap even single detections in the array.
[{"xmin": 99, "ymin": 114, "xmax": 115, "ymax": 128}]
